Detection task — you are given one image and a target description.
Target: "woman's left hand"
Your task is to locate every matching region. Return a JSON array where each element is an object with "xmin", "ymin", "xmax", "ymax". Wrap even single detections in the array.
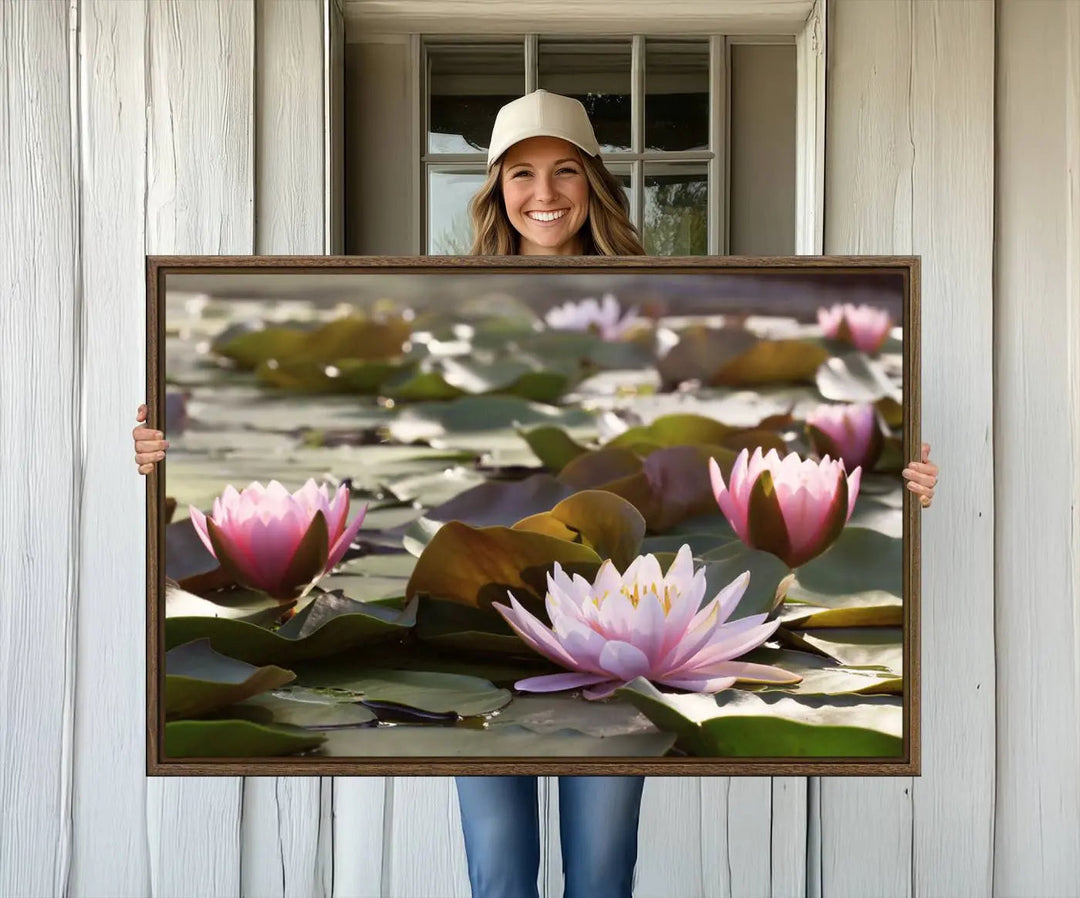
[{"xmin": 902, "ymin": 442, "xmax": 939, "ymax": 508}]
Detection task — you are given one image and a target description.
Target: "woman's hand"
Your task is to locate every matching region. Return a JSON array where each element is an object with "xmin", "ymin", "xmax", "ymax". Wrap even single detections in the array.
[
  {"xmin": 902, "ymin": 442, "xmax": 938, "ymax": 508},
  {"xmin": 133, "ymin": 403, "xmax": 169, "ymax": 475}
]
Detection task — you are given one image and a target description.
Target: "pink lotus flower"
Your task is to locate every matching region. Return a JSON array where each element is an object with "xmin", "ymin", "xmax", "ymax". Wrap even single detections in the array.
[
  {"xmin": 817, "ymin": 303, "xmax": 892, "ymax": 354},
  {"xmin": 709, "ymin": 448, "xmax": 861, "ymax": 569},
  {"xmin": 188, "ymin": 479, "xmax": 367, "ymax": 600},
  {"xmin": 805, "ymin": 403, "xmax": 884, "ymax": 473},
  {"xmin": 491, "ymin": 544, "xmax": 799, "ymax": 700},
  {"xmin": 544, "ymin": 293, "xmax": 640, "ymax": 341}
]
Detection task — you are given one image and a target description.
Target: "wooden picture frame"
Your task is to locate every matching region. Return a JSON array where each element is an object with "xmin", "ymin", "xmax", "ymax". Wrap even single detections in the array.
[{"xmin": 146, "ymin": 255, "xmax": 920, "ymax": 776}]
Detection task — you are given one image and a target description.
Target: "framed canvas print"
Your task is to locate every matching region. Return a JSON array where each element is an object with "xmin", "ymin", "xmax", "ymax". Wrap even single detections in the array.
[{"xmin": 146, "ymin": 255, "xmax": 920, "ymax": 776}]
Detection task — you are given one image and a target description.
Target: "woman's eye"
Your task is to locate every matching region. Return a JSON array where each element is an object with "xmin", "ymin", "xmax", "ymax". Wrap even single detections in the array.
[
  {"xmin": 557, "ymin": 167, "xmax": 579, "ymax": 176},
  {"xmin": 511, "ymin": 170, "xmax": 531, "ymax": 178}
]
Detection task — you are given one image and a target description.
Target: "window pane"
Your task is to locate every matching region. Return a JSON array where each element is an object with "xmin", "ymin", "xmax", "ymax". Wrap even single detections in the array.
[
  {"xmin": 537, "ymin": 40, "xmax": 631, "ymax": 153},
  {"xmin": 643, "ymin": 164, "xmax": 707, "ymax": 256},
  {"xmin": 645, "ymin": 40, "xmax": 710, "ymax": 152},
  {"xmin": 428, "ymin": 169, "xmax": 486, "ymax": 254},
  {"xmin": 428, "ymin": 44, "xmax": 524, "ymax": 154}
]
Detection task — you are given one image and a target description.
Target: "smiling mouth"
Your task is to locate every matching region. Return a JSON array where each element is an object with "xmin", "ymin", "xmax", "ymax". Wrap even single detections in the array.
[{"xmin": 526, "ymin": 209, "xmax": 568, "ymax": 222}]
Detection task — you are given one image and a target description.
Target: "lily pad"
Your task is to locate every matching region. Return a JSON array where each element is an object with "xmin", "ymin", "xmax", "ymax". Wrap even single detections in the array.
[
  {"xmin": 226, "ymin": 687, "xmax": 378, "ymax": 728},
  {"xmin": 164, "ymin": 589, "xmax": 418, "ymax": 666},
  {"xmin": 213, "ymin": 315, "xmax": 412, "ymax": 370},
  {"xmin": 512, "ymin": 490, "xmax": 646, "ymax": 569},
  {"xmin": 405, "ymin": 522, "xmax": 602, "ymax": 612},
  {"xmin": 385, "ymin": 396, "xmax": 595, "ymax": 450},
  {"xmin": 400, "ymin": 474, "xmax": 577, "ymax": 554},
  {"xmin": 290, "ymin": 666, "xmax": 512, "ymax": 717},
  {"xmin": 165, "ymin": 579, "xmax": 295, "ymax": 629},
  {"xmin": 164, "ymin": 718, "xmax": 325, "ymax": 758},
  {"xmin": 164, "ymin": 638, "xmax": 297, "ymax": 720},
  {"xmin": 699, "ymin": 541, "xmax": 795, "ymax": 621},
  {"xmin": 616, "ymin": 678, "xmax": 903, "ymax": 757},
  {"xmin": 518, "ymin": 425, "xmax": 590, "ymax": 471},
  {"xmin": 777, "ymin": 627, "xmax": 903, "ymax": 673},
  {"xmin": 782, "ymin": 527, "xmax": 903, "ymax": 625},
  {"xmin": 738, "ymin": 647, "xmax": 902, "ymax": 696},
  {"xmin": 816, "ymin": 352, "xmax": 901, "ymax": 404}
]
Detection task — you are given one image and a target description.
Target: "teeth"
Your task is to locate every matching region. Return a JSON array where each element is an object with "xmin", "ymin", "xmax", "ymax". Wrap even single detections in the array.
[{"xmin": 527, "ymin": 209, "xmax": 567, "ymax": 222}]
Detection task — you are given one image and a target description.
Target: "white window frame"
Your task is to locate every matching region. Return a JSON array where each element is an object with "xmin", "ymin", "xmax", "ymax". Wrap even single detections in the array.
[{"xmin": 342, "ymin": 0, "xmax": 826, "ymax": 256}]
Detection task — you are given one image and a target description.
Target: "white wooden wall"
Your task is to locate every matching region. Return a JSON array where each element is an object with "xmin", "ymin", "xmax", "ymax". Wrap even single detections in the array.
[{"xmin": 2, "ymin": 0, "xmax": 1077, "ymax": 896}]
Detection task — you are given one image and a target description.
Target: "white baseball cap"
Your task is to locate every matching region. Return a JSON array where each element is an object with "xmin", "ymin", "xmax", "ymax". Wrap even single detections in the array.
[{"xmin": 486, "ymin": 89, "xmax": 601, "ymax": 169}]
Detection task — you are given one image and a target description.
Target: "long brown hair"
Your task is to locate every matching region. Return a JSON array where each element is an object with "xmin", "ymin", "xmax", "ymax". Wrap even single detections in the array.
[{"xmin": 468, "ymin": 149, "xmax": 645, "ymax": 256}]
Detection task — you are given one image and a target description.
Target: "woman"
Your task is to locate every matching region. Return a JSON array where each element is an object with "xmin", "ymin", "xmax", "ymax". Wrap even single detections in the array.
[{"xmin": 131, "ymin": 91, "xmax": 940, "ymax": 898}]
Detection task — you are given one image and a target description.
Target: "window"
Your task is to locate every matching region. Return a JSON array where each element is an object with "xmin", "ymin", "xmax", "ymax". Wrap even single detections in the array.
[
  {"xmin": 425, "ymin": 36, "xmax": 723, "ymax": 256},
  {"xmin": 344, "ymin": 34, "xmax": 798, "ymax": 257}
]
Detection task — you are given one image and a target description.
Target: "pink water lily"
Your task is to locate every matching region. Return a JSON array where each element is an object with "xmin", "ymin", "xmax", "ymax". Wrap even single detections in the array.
[
  {"xmin": 188, "ymin": 479, "xmax": 368, "ymax": 600},
  {"xmin": 491, "ymin": 545, "xmax": 799, "ymax": 700},
  {"xmin": 805, "ymin": 402, "xmax": 884, "ymax": 473},
  {"xmin": 544, "ymin": 293, "xmax": 640, "ymax": 341},
  {"xmin": 709, "ymin": 448, "xmax": 861, "ymax": 569},
  {"xmin": 817, "ymin": 302, "xmax": 893, "ymax": 354}
]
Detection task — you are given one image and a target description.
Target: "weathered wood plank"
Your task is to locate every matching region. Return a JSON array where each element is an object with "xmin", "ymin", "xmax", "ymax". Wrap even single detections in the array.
[
  {"xmin": 255, "ymin": 0, "xmax": 325, "ymax": 255},
  {"xmin": 823, "ymin": 3, "xmax": 913, "ymax": 895},
  {"xmin": 825, "ymin": 2, "xmax": 996, "ymax": 896},
  {"xmin": 241, "ymin": 3, "xmax": 333, "ymax": 896},
  {"xmin": 0, "ymin": 2, "xmax": 77, "ymax": 895},
  {"xmin": 70, "ymin": 2, "xmax": 152, "ymax": 895},
  {"xmin": 384, "ymin": 777, "xmax": 471, "ymax": 898},
  {"xmin": 994, "ymin": 2, "xmax": 1080, "ymax": 894},
  {"xmin": 909, "ymin": 2, "xmax": 995, "ymax": 896},
  {"xmin": 144, "ymin": 1, "xmax": 255, "ymax": 892}
]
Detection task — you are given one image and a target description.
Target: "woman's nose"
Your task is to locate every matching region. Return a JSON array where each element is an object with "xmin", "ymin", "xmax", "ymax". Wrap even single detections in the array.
[{"xmin": 533, "ymin": 172, "xmax": 556, "ymax": 200}]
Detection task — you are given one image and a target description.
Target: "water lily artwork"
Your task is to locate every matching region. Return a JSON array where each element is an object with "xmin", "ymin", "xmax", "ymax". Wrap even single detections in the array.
[{"xmin": 149, "ymin": 257, "xmax": 920, "ymax": 775}]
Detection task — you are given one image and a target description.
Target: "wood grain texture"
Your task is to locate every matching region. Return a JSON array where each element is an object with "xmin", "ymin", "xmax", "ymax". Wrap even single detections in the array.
[
  {"xmin": 244, "ymin": 3, "xmax": 334, "ymax": 896},
  {"xmin": 256, "ymin": 0, "xmax": 325, "ymax": 254},
  {"xmin": 824, "ymin": 2, "xmax": 913, "ymax": 894},
  {"xmin": 342, "ymin": 0, "xmax": 814, "ymax": 36},
  {"xmin": 70, "ymin": 2, "xmax": 152, "ymax": 896},
  {"xmin": 994, "ymin": 2, "xmax": 1080, "ymax": 894},
  {"xmin": 826, "ymin": 2, "xmax": 996, "ymax": 897},
  {"xmin": 331, "ymin": 778, "xmax": 387, "ymax": 898},
  {"xmin": 0, "ymin": 2, "xmax": 77, "ymax": 897},
  {"xmin": 384, "ymin": 777, "xmax": 471, "ymax": 898},
  {"xmin": 909, "ymin": 2, "xmax": 995, "ymax": 896},
  {"xmin": 144, "ymin": 1, "xmax": 254, "ymax": 893}
]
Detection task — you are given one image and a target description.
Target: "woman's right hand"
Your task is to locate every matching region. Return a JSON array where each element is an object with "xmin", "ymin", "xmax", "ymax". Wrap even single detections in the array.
[{"xmin": 133, "ymin": 403, "xmax": 169, "ymax": 474}]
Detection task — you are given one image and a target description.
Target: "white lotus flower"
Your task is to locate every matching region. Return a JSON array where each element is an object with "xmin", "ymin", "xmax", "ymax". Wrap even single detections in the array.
[{"xmin": 492, "ymin": 544, "xmax": 799, "ymax": 700}]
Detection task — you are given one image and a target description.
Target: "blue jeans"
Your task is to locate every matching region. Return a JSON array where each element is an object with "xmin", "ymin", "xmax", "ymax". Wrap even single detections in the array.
[{"xmin": 454, "ymin": 775, "xmax": 646, "ymax": 898}]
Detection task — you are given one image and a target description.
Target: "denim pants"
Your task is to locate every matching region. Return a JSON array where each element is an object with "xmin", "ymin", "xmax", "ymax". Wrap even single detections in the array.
[{"xmin": 454, "ymin": 775, "xmax": 646, "ymax": 898}]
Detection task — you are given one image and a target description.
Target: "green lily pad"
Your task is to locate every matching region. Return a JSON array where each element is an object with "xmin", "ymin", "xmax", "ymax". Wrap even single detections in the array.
[
  {"xmin": 658, "ymin": 328, "xmax": 829, "ymax": 390},
  {"xmin": 290, "ymin": 666, "xmax": 512, "ymax": 717},
  {"xmin": 780, "ymin": 527, "xmax": 903, "ymax": 626},
  {"xmin": 212, "ymin": 315, "xmax": 412, "ymax": 370},
  {"xmin": 164, "ymin": 638, "xmax": 297, "ymax": 720},
  {"xmin": 518, "ymin": 425, "xmax": 590, "ymax": 471},
  {"xmin": 385, "ymin": 396, "xmax": 595, "ymax": 450},
  {"xmin": 777, "ymin": 627, "xmax": 903, "ymax": 673},
  {"xmin": 227, "ymin": 687, "xmax": 378, "ymax": 728},
  {"xmin": 406, "ymin": 522, "xmax": 602, "ymax": 612},
  {"xmin": 699, "ymin": 541, "xmax": 795, "ymax": 620},
  {"xmin": 165, "ymin": 589, "xmax": 418, "ymax": 666},
  {"xmin": 739, "ymin": 647, "xmax": 902, "ymax": 696},
  {"xmin": 616, "ymin": 678, "xmax": 903, "ymax": 757},
  {"xmin": 165, "ymin": 579, "xmax": 295, "ymax": 629},
  {"xmin": 164, "ymin": 718, "xmax": 325, "ymax": 758}
]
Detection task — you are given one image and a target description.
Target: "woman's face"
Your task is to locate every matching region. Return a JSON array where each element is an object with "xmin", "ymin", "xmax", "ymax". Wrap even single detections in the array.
[{"xmin": 499, "ymin": 136, "xmax": 590, "ymax": 255}]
